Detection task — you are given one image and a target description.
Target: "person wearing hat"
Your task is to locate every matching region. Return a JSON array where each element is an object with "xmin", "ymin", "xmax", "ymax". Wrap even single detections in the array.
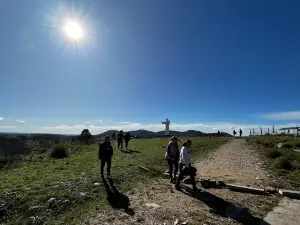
[
  {"xmin": 117, "ymin": 130, "xmax": 124, "ymax": 150},
  {"xmin": 165, "ymin": 136, "xmax": 180, "ymax": 183},
  {"xmin": 98, "ymin": 135, "xmax": 114, "ymax": 179},
  {"xmin": 175, "ymin": 140, "xmax": 198, "ymax": 191}
]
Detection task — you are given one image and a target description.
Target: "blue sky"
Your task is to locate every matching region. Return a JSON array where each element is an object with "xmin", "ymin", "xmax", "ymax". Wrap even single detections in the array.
[{"xmin": 1, "ymin": 0, "xmax": 300, "ymax": 135}]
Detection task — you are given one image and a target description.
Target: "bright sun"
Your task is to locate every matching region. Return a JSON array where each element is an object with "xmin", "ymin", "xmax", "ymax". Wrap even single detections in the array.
[{"xmin": 64, "ymin": 20, "xmax": 83, "ymax": 41}]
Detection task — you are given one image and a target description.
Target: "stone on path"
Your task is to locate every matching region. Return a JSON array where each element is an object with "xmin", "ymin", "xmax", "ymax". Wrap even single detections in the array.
[
  {"xmin": 262, "ymin": 197, "xmax": 300, "ymax": 225},
  {"xmin": 145, "ymin": 203, "xmax": 160, "ymax": 209},
  {"xmin": 226, "ymin": 184, "xmax": 266, "ymax": 195}
]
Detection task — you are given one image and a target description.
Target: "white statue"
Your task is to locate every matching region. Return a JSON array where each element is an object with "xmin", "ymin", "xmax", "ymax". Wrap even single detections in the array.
[{"xmin": 162, "ymin": 118, "xmax": 170, "ymax": 136}]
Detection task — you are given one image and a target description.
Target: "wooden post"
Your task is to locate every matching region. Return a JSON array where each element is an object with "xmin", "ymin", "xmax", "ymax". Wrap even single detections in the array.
[{"xmin": 260, "ymin": 127, "xmax": 263, "ymax": 136}]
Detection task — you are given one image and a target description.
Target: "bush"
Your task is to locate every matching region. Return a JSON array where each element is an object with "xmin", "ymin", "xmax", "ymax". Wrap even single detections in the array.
[
  {"xmin": 294, "ymin": 142, "xmax": 300, "ymax": 148},
  {"xmin": 273, "ymin": 157, "xmax": 293, "ymax": 170},
  {"xmin": 282, "ymin": 143, "xmax": 293, "ymax": 149},
  {"xmin": 50, "ymin": 144, "xmax": 69, "ymax": 159},
  {"xmin": 266, "ymin": 149, "xmax": 282, "ymax": 159},
  {"xmin": 255, "ymin": 140, "xmax": 261, "ymax": 145},
  {"xmin": 263, "ymin": 142, "xmax": 275, "ymax": 148}
]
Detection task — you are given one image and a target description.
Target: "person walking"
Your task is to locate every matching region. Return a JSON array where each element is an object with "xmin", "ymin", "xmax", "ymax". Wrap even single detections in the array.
[
  {"xmin": 124, "ymin": 132, "xmax": 131, "ymax": 150},
  {"xmin": 175, "ymin": 140, "xmax": 198, "ymax": 191},
  {"xmin": 239, "ymin": 129, "xmax": 243, "ymax": 137},
  {"xmin": 165, "ymin": 136, "xmax": 180, "ymax": 183},
  {"xmin": 233, "ymin": 129, "xmax": 237, "ymax": 136},
  {"xmin": 117, "ymin": 130, "xmax": 124, "ymax": 150},
  {"xmin": 98, "ymin": 135, "xmax": 113, "ymax": 179}
]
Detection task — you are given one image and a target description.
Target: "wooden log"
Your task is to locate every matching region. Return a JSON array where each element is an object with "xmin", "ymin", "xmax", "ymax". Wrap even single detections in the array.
[{"xmin": 226, "ymin": 184, "xmax": 266, "ymax": 195}]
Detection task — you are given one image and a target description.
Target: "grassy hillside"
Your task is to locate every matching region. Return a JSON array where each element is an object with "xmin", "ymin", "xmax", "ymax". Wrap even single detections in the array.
[
  {"xmin": 247, "ymin": 136, "xmax": 300, "ymax": 184},
  {"xmin": 0, "ymin": 137, "xmax": 227, "ymax": 225}
]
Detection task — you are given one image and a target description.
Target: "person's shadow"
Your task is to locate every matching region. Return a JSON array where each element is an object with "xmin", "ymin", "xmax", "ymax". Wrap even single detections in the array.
[
  {"xmin": 179, "ymin": 185, "xmax": 270, "ymax": 225},
  {"xmin": 101, "ymin": 176, "xmax": 135, "ymax": 216},
  {"xmin": 119, "ymin": 149, "xmax": 140, "ymax": 154}
]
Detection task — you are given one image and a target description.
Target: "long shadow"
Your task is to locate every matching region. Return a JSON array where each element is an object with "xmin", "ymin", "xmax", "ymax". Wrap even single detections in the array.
[
  {"xmin": 101, "ymin": 177, "xmax": 134, "ymax": 216},
  {"xmin": 179, "ymin": 185, "xmax": 270, "ymax": 225},
  {"xmin": 119, "ymin": 149, "xmax": 140, "ymax": 154}
]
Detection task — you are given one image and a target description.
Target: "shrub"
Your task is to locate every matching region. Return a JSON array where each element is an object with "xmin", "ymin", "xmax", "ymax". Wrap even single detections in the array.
[
  {"xmin": 50, "ymin": 144, "xmax": 69, "ymax": 159},
  {"xmin": 282, "ymin": 143, "xmax": 293, "ymax": 149},
  {"xmin": 273, "ymin": 157, "xmax": 293, "ymax": 170},
  {"xmin": 266, "ymin": 149, "xmax": 282, "ymax": 159},
  {"xmin": 263, "ymin": 142, "xmax": 275, "ymax": 148},
  {"xmin": 255, "ymin": 140, "xmax": 261, "ymax": 145},
  {"xmin": 294, "ymin": 142, "xmax": 300, "ymax": 148}
]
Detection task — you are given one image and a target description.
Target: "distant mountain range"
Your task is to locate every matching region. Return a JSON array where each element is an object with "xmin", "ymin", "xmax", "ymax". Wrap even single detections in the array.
[
  {"xmin": 95, "ymin": 129, "xmax": 232, "ymax": 138},
  {"xmin": 0, "ymin": 130, "xmax": 232, "ymax": 138}
]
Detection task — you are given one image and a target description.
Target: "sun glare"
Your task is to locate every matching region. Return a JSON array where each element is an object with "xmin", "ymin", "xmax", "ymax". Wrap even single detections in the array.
[{"xmin": 64, "ymin": 20, "xmax": 83, "ymax": 41}]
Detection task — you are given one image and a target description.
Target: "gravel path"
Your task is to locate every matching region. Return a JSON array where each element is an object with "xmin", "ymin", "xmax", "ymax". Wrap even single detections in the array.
[{"xmin": 88, "ymin": 139, "xmax": 279, "ymax": 225}]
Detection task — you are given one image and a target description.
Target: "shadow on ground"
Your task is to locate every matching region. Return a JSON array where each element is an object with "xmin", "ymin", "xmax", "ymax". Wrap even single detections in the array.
[
  {"xmin": 101, "ymin": 177, "xmax": 135, "ymax": 216},
  {"xmin": 179, "ymin": 185, "xmax": 269, "ymax": 225},
  {"xmin": 119, "ymin": 149, "xmax": 141, "ymax": 154}
]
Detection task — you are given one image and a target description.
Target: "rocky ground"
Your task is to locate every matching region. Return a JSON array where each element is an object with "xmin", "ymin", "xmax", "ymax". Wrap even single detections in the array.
[{"xmin": 88, "ymin": 139, "xmax": 281, "ymax": 225}]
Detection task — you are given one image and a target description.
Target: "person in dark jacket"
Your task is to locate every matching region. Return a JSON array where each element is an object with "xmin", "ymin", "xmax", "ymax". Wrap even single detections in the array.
[
  {"xmin": 165, "ymin": 136, "xmax": 180, "ymax": 183},
  {"xmin": 98, "ymin": 135, "xmax": 113, "ymax": 179},
  {"xmin": 124, "ymin": 132, "xmax": 131, "ymax": 150},
  {"xmin": 117, "ymin": 130, "xmax": 124, "ymax": 150}
]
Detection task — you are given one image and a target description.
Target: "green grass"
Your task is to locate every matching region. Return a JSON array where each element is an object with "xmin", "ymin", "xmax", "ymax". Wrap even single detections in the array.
[
  {"xmin": 0, "ymin": 137, "xmax": 227, "ymax": 225},
  {"xmin": 247, "ymin": 136, "xmax": 300, "ymax": 182}
]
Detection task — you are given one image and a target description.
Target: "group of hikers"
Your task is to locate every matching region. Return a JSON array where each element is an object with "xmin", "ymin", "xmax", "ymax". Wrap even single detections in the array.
[
  {"xmin": 233, "ymin": 129, "xmax": 243, "ymax": 137},
  {"xmin": 98, "ymin": 133, "xmax": 198, "ymax": 191},
  {"xmin": 111, "ymin": 130, "xmax": 131, "ymax": 150}
]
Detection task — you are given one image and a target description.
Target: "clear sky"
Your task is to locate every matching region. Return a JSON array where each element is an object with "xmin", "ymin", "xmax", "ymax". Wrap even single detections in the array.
[{"xmin": 1, "ymin": 0, "xmax": 300, "ymax": 135}]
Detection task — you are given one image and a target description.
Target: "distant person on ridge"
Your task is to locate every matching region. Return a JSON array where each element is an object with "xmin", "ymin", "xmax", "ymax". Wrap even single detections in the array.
[
  {"xmin": 112, "ymin": 132, "xmax": 116, "ymax": 141},
  {"xmin": 165, "ymin": 136, "xmax": 180, "ymax": 183},
  {"xmin": 117, "ymin": 130, "xmax": 124, "ymax": 150},
  {"xmin": 239, "ymin": 129, "xmax": 242, "ymax": 137},
  {"xmin": 98, "ymin": 135, "xmax": 113, "ymax": 179},
  {"xmin": 124, "ymin": 132, "xmax": 131, "ymax": 150},
  {"xmin": 233, "ymin": 130, "xmax": 237, "ymax": 136},
  {"xmin": 175, "ymin": 140, "xmax": 198, "ymax": 191}
]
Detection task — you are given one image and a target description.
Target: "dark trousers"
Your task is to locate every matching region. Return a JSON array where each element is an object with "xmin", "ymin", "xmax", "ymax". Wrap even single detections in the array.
[
  {"xmin": 125, "ymin": 140, "xmax": 130, "ymax": 149},
  {"xmin": 118, "ymin": 139, "xmax": 123, "ymax": 149},
  {"xmin": 167, "ymin": 159, "xmax": 179, "ymax": 179},
  {"xmin": 176, "ymin": 165, "xmax": 197, "ymax": 187},
  {"xmin": 101, "ymin": 157, "xmax": 112, "ymax": 176}
]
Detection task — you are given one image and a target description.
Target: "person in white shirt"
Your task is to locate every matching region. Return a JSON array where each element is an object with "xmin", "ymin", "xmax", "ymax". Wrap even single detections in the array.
[{"xmin": 175, "ymin": 140, "xmax": 198, "ymax": 191}]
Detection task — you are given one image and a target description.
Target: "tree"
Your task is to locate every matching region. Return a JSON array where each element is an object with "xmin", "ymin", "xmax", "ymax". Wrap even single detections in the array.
[{"xmin": 79, "ymin": 129, "xmax": 92, "ymax": 143}]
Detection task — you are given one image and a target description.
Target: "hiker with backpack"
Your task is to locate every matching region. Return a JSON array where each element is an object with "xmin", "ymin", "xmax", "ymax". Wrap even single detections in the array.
[
  {"xmin": 175, "ymin": 140, "xmax": 199, "ymax": 191},
  {"xmin": 117, "ymin": 130, "xmax": 124, "ymax": 150},
  {"xmin": 98, "ymin": 135, "xmax": 113, "ymax": 179},
  {"xmin": 165, "ymin": 136, "xmax": 180, "ymax": 183},
  {"xmin": 124, "ymin": 132, "xmax": 131, "ymax": 150}
]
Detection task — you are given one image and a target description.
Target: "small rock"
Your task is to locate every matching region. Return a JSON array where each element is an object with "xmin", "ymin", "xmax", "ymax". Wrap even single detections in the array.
[
  {"xmin": 181, "ymin": 220, "xmax": 189, "ymax": 225},
  {"xmin": 256, "ymin": 177, "xmax": 260, "ymax": 180},
  {"xmin": 80, "ymin": 192, "xmax": 87, "ymax": 197},
  {"xmin": 47, "ymin": 198, "xmax": 56, "ymax": 204},
  {"xmin": 136, "ymin": 217, "xmax": 144, "ymax": 223},
  {"xmin": 145, "ymin": 203, "xmax": 160, "ymax": 209},
  {"xmin": 93, "ymin": 182, "xmax": 101, "ymax": 186},
  {"xmin": 174, "ymin": 218, "xmax": 179, "ymax": 225},
  {"xmin": 278, "ymin": 143, "xmax": 283, "ymax": 148}
]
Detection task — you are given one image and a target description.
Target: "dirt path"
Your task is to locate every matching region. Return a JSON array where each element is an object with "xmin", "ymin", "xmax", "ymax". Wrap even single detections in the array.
[{"xmin": 88, "ymin": 139, "xmax": 279, "ymax": 225}]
